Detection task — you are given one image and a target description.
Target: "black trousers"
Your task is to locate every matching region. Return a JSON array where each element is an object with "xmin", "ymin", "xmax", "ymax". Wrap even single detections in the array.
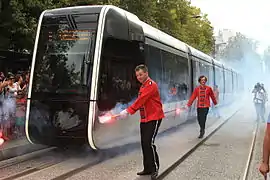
[
  {"xmin": 197, "ymin": 108, "xmax": 209, "ymax": 132},
  {"xmin": 140, "ymin": 120, "xmax": 162, "ymax": 172}
]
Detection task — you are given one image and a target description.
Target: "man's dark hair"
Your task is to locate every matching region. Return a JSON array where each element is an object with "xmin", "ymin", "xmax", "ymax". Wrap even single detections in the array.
[
  {"xmin": 198, "ymin": 75, "xmax": 207, "ymax": 83},
  {"xmin": 135, "ymin": 64, "xmax": 148, "ymax": 72}
]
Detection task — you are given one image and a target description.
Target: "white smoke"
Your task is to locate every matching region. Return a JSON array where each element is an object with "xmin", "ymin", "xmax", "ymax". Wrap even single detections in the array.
[{"xmin": 1, "ymin": 97, "xmax": 16, "ymax": 122}]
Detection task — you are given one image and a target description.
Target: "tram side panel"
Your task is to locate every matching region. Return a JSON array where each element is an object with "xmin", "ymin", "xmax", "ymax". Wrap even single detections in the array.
[{"xmin": 92, "ymin": 39, "xmax": 193, "ymax": 149}]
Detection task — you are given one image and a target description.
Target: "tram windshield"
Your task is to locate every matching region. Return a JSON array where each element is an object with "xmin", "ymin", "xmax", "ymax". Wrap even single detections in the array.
[{"xmin": 31, "ymin": 13, "xmax": 98, "ymax": 99}]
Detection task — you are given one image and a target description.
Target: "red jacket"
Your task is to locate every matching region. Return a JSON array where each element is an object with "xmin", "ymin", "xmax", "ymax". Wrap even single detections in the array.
[
  {"xmin": 187, "ymin": 85, "xmax": 217, "ymax": 108},
  {"xmin": 127, "ymin": 78, "xmax": 164, "ymax": 123}
]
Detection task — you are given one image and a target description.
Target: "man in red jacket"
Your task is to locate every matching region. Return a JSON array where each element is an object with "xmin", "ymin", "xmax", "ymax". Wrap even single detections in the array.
[
  {"xmin": 120, "ymin": 64, "xmax": 164, "ymax": 179},
  {"xmin": 186, "ymin": 75, "xmax": 217, "ymax": 138}
]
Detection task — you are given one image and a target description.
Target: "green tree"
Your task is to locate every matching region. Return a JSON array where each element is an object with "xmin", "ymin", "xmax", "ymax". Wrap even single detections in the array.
[
  {"xmin": 180, "ymin": 6, "xmax": 214, "ymax": 54},
  {"xmin": 0, "ymin": 0, "xmax": 214, "ymax": 54},
  {"xmin": 218, "ymin": 32, "xmax": 264, "ymax": 82},
  {"xmin": 219, "ymin": 32, "xmax": 257, "ymax": 62},
  {"xmin": 263, "ymin": 46, "xmax": 270, "ymax": 73}
]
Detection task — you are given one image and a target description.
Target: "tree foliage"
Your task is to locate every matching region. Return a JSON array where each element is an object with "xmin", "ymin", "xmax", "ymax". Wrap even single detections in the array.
[
  {"xmin": 218, "ymin": 32, "xmax": 257, "ymax": 62},
  {"xmin": 217, "ymin": 32, "xmax": 263, "ymax": 79},
  {"xmin": 0, "ymin": 0, "xmax": 214, "ymax": 54},
  {"xmin": 263, "ymin": 46, "xmax": 270, "ymax": 73}
]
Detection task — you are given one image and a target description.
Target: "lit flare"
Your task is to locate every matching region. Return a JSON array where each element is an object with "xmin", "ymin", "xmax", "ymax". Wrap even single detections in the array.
[
  {"xmin": 175, "ymin": 107, "xmax": 186, "ymax": 115},
  {"xmin": 98, "ymin": 114, "xmax": 121, "ymax": 124}
]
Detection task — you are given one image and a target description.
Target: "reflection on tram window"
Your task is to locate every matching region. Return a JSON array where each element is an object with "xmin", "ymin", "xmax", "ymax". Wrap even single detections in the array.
[
  {"xmin": 32, "ymin": 14, "xmax": 98, "ymax": 97},
  {"xmin": 161, "ymin": 50, "xmax": 189, "ymax": 102},
  {"xmin": 145, "ymin": 45, "xmax": 189, "ymax": 103}
]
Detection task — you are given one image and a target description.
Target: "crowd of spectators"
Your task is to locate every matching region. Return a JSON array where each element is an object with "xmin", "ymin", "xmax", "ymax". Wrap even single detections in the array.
[{"xmin": 0, "ymin": 70, "xmax": 30, "ymax": 140}]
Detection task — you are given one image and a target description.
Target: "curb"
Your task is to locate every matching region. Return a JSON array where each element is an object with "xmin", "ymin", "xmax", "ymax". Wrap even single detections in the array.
[
  {"xmin": 242, "ymin": 120, "xmax": 259, "ymax": 180},
  {"xmin": 157, "ymin": 105, "xmax": 241, "ymax": 179},
  {"xmin": 0, "ymin": 142, "xmax": 48, "ymax": 161}
]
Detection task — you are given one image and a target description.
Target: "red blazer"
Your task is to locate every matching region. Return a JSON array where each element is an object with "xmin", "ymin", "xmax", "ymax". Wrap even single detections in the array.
[
  {"xmin": 187, "ymin": 85, "xmax": 217, "ymax": 108},
  {"xmin": 127, "ymin": 78, "xmax": 164, "ymax": 123}
]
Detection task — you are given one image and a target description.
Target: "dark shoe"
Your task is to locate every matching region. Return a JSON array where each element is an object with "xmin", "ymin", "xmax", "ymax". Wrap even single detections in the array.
[
  {"xmin": 198, "ymin": 130, "xmax": 205, "ymax": 139},
  {"xmin": 151, "ymin": 171, "xmax": 158, "ymax": 179},
  {"xmin": 137, "ymin": 170, "xmax": 152, "ymax": 176}
]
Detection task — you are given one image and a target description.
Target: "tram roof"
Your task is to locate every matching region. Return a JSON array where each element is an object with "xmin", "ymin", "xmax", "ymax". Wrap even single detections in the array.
[
  {"xmin": 43, "ymin": 5, "xmax": 238, "ymax": 74},
  {"xmin": 44, "ymin": 5, "xmax": 103, "ymax": 15}
]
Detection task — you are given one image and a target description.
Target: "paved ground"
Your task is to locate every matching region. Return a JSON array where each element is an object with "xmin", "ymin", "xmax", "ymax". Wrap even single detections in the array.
[
  {"xmin": 2, "ymin": 100, "xmax": 241, "ymax": 180},
  {"xmin": 163, "ymin": 104, "xmax": 258, "ymax": 180},
  {"xmin": 33, "ymin": 102, "xmax": 238, "ymax": 180}
]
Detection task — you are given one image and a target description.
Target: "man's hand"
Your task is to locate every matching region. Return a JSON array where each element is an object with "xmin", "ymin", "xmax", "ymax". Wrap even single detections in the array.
[
  {"xmin": 259, "ymin": 162, "xmax": 269, "ymax": 177},
  {"xmin": 185, "ymin": 105, "xmax": 189, "ymax": 109},
  {"xmin": 120, "ymin": 109, "xmax": 129, "ymax": 118}
]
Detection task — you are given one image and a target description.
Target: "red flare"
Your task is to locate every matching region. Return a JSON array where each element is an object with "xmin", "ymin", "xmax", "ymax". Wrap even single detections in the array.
[
  {"xmin": 99, "ymin": 114, "xmax": 121, "ymax": 124},
  {"xmin": 175, "ymin": 107, "xmax": 187, "ymax": 115},
  {"xmin": 176, "ymin": 108, "xmax": 181, "ymax": 115},
  {"xmin": 0, "ymin": 138, "xmax": 4, "ymax": 146}
]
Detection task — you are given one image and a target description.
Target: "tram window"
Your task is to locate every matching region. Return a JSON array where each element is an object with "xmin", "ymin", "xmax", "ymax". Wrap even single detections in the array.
[
  {"xmin": 176, "ymin": 55, "xmax": 189, "ymax": 101},
  {"xmin": 215, "ymin": 67, "xmax": 224, "ymax": 94},
  {"xmin": 205, "ymin": 63, "xmax": 214, "ymax": 87},
  {"xmin": 162, "ymin": 50, "xmax": 189, "ymax": 102},
  {"xmin": 232, "ymin": 72, "xmax": 235, "ymax": 92},
  {"xmin": 225, "ymin": 70, "xmax": 232, "ymax": 93},
  {"xmin": 72, "ymin": 14, "xmax": 99, "ymax": 29},
  {"xmin": 97, "ymin": 38, "xmax": 143, "ymax": 112},
  {"xmin": 145, "ymin": 45, "xmax": 162, "ymax": 85},
  {"xmin": 32, "ymin": 14, "xmax": 98, "ymax": 97},
  {"xmin": 145, "ymin": 45, "xmax": 164, "ymax": 101},
  {"xmin": 199, "ymin": 62, "xmax": 210, "ymax": 82}
]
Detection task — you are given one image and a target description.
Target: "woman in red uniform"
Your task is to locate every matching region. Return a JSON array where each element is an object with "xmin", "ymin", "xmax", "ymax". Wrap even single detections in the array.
[
  {"xmin": 120, "ymin": 64, "xmax": 164, "ymax": 179},
  {"xmin": 186, "ymin": 75, "xmax": 217, "ymax": 138}
]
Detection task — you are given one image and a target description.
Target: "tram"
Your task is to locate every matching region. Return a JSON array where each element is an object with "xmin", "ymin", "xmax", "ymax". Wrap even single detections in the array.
[{"xmin": 25, "ymin": 5, "xmax": 243, "ymax": 150}]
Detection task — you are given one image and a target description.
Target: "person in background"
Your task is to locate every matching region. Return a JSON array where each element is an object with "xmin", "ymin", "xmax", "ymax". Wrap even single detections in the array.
[
  {"xmin": 0, "ymin": 75, "xmax": 8, "ymax": 135},
  {"xmin": 15, "ymin": 90, "xmax": 26, "ymax": 137},
  {"xmin": 120, "ymin": 64, "xmax": 164, "ymax": 179},
  {"xmin": 185, "ymin": 75, "xmax": 217, "ymax": 138},
  {"xmin": 252, "ymin": 83, "xmax": 266, "ymax": 122}
]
